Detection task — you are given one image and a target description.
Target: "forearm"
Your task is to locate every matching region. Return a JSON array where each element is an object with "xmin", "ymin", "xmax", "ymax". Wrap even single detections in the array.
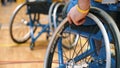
[{"xmin": 78, "ymin": 0, "xmax": 90, "ymax": 10}]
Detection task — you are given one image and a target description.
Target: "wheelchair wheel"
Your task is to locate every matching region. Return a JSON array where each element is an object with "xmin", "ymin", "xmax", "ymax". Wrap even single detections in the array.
[
  {"xmin": 53, "ymin": 2, "xmax": 76, "ymax": 49},
  {"xmin": 9, "ymin": 2, "xmax": 36, "ymax": 43},
  {"xmin": 44, "ymin": 12, "xmax": 120, "ymax": 68},
  {"xmin": 48, "ymin": 2, "xmax": 58, "ymax": 33},
  {"xmin": 90, "ymin": 7, "xmax": 120, "ymax": 68},
  {"xmin": 53, "ymin": 2, "xmax": 65, "ymax": 29},
  {"xmin": 48, "ymin": 2, "xmax": 65, "ymax": 33}
]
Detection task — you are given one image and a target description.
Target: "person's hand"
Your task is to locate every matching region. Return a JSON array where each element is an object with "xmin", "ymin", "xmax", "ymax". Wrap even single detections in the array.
[{"xmin": 67, "ymin": 5, "xmax": 89, "ymax": 26}]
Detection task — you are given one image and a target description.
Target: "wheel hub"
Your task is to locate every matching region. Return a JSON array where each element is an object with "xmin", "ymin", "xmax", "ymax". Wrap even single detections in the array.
[{"xmin": 66, "ymin": 60, "xmax": 88, "ymax": 68}]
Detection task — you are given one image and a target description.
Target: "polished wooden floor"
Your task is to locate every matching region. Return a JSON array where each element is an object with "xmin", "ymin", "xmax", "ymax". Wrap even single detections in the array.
[
  {"xmin": 0, "ymin": 28, "xmax": 49, "ymax": 68},
  {"xmin": 0, "ymin": 43, "xmax": 48, "ymax": 68}
]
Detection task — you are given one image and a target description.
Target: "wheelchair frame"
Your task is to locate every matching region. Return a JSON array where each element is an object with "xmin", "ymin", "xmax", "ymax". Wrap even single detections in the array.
[
  {"xmin": 44, "ymin": 0, "xmax": 120, "ymax": 68},
  {"xmin": 9, "ymin": 0, "xmax": 65, "ymax": 50}
]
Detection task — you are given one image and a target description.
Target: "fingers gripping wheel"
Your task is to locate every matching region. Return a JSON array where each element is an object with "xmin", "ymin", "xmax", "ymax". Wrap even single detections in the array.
[{"xmin": 44, "ymin": 11, "xmax": 120, "ymax": 68}]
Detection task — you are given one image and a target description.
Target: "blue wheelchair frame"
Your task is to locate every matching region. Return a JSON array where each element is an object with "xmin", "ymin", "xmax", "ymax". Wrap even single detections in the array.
[
  {"xmin": 26, "ymin": 0, "xmax": 53, "ymax": 49},
  {"xmin": 27, "ymin": 1, "xmax": 65, "ymax": 49},
  {"xmin": 45, "ymin": 0, "xmax": 120, "ymax": 68},
  {"xmin": 57, "ymin": 19, "xmax": 110, "ymax": 68},
  {"xmin": 9, "ymin": 0, "xmax": 65, "ymax": 50}
]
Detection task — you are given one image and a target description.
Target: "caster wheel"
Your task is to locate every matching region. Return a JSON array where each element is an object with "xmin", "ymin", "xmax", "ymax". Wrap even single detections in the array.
[{"xmin": 30, "ymin": 43, "xmax": 35, "ymax": 50}]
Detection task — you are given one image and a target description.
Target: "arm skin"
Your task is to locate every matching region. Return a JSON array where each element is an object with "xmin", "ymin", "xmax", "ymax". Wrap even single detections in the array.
[{"xmin": 67, "ymin": 0, "xmax": 90, "ymax": 25}]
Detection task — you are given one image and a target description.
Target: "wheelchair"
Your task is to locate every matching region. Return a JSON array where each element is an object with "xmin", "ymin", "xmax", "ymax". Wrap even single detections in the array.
[
  {"xmin": 9, "ymin": 0, "xmax": 66, "ymax": 50},
  {"xmin": 44, "ymin": 0, "xmax": 120, "ymax": 68}
]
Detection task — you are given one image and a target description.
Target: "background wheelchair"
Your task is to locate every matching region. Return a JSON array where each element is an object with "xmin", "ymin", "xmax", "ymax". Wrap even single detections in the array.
[
  {"xmin": 9, "ymin": 0, "xmax": 67, "ymax": 50},
  {"xmin": 44, "ymin": 0, "xmax": 120, "ymax": 68}
]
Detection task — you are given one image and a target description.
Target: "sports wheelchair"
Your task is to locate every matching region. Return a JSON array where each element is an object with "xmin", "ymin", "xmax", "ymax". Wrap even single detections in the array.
[
  {"xmin": 44, "ymin": 0, "xmax": 120, "ymax": 68},
  {"xmin": 9, "ymin": 0, "xmax": 67, "ymax": 50}
]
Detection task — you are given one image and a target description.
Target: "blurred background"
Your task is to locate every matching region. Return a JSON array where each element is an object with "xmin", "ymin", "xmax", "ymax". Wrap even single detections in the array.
[{"xmin": 0, "ymin": 0, "xmax": 49, "ymax": 68}]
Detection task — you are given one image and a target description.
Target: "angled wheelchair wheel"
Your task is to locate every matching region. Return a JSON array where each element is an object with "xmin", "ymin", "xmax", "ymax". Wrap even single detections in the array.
[
  {"xmin": 9, "ymin": 2, "xmax": 37, "ymax": 43},
  {"xmin": 90, "ymin": 7, "xmax": 120, "ymax": 68},
  {"xmin": 53, "ymin": 2, "xmax": 65, "ymax": 29},
  {"xmin": 48, "ymin": 2, "xmax": 58, "ymax": 33},
  {"xmin": 49, "ymin": 2, "xmax": 74, "ymax": 49},
  {"xmin": 53, "ymin": 2, "xmax": 76, "ymax": 49},
  {"xmin": 48, "ymin": 2, "xmax": 64, "ymax": 40},
  {"xmin": 44, "ymin": 11, "xmax": 120, "ymax": 68}
]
